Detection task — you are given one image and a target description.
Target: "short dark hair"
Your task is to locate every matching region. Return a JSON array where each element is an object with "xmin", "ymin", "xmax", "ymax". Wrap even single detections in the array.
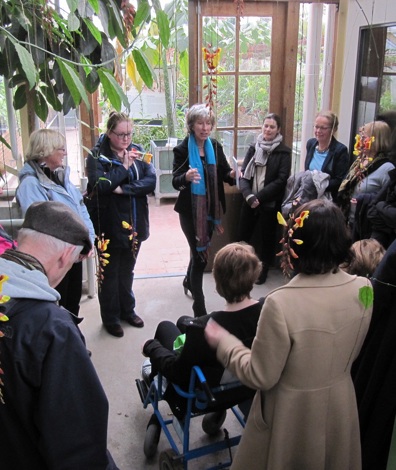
[
  {"xmin": 264, "ymin": 113, "xmax": 282, "ymax": 129},
  {"xmin": 213, "ymin": 242, "xmax": 262, "ymax": 303},
  {"xmin": 285, "ymin": 199, "xmax": 352, "ymax": 275}
]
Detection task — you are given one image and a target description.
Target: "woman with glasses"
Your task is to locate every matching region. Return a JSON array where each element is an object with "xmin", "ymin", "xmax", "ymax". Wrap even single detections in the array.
[
  {"xmin": 86, "ymin": 112, "xmax": 156, "ymax": 337},
  {"xmin": 305, "ymin": 111, "xmax": 350, "ymax": 200},
  {"xmin": 16, "ymin": 128, "xmax": 95, "ymax": 316}
]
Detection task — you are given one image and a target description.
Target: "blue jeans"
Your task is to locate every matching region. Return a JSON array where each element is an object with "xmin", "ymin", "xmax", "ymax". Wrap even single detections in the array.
[{"xmin": 98, "ymin": 243, "xmax": 141, "ymax": 326}]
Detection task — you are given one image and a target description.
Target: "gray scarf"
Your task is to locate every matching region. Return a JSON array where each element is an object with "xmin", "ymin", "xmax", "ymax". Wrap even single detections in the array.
[{"xmin": 243, "ymin": 133, "xmax": 283, "ymax": 180}]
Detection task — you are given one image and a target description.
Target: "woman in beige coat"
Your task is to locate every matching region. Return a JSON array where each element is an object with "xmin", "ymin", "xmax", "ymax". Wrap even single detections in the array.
[{"xmin": 205, "ymin": 199, "xmax": 373, "ymax": 470}]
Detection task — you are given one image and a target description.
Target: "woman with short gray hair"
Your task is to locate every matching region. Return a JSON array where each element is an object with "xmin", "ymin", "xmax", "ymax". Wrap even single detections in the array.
[{"xmin": 172, "ymin": 104, "xmax": 235, "ymax": 317}]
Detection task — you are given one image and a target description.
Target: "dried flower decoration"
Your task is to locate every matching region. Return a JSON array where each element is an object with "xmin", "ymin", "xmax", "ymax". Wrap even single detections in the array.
[
  {"xmin": 96, "ymin": 234, "xmax": 110, "ymax": 287},
  {"xmin": 352, "ymin": 131, "xmax": 375, "ymax": 184},
  {"xmin": 0, "ymin": 274, "xmax": 10, "ymax": 405},
  {"xmin": 276, "ymin": 210, "xmax": 310, "ymax": 277},
  {"xmin": 203, "ymin": 45, "xmax": 222, "ymax": 112},
  {"xmin": 122, "ymin": 221, "xmax": 139, "ymax": 255}
]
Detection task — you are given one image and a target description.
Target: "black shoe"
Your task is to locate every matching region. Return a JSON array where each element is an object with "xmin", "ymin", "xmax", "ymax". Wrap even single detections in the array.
[
  {"xmin": 183, "ymin": 276, "xmax": 193, "ymax": 297},
  {"xmin": 202, "ymin": 410, "xmax": 227, "ymax": 435},
  {"xmin": 123, "ymin": 314, "xmax": 144, "ymax": 328},
  {"xmin": 255, "ymin": 266, "xmax": 269, "ymax": 285},
  {"xmin": 104, "ymin": 324, "xmax": 124, "ymax": 337}
]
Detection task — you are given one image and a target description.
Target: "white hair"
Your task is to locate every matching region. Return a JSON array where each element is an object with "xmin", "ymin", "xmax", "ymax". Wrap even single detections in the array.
[{"xmin": 18, "ymin": 228, "xmax": 83, "ymax": 263}]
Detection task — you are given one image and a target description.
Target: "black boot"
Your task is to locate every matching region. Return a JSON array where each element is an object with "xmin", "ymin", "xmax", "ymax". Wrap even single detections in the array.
[
  {"xmin": 255, "ymin": 265, "xmax": 269, "ymax": 285},
  {"xmin": 182, "ymin": 276, "xmax": 193, "ymax": 297}
]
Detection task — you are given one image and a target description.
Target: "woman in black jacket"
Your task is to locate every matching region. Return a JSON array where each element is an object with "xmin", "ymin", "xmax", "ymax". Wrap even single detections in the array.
[
  {"xmin": 305, "ymin": 110, "xmax": 349, "ymax": 200},
  {"xmin": 172, "ymin": 104, "xmax": 235, "ymax": 317},
  {"xmin": 143, "ymin": 243, "xmax": 263, "ymax": 410},
  {"xmin": 238, "ymin": 113, "xmax": 291, "ymax": 284},
  {"xmin": 86, "ymin": 112, "xmax": 156, "ymax": 337}
]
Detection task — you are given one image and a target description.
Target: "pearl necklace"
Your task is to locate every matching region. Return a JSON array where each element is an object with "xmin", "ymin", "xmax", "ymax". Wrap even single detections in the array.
[{"xmin": 316, "ymin": 145, "xmax": 329, "ymax": 154}]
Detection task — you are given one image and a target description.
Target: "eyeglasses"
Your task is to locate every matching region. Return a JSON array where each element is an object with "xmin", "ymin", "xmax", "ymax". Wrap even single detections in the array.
[
  {"xmin": 111, "ymin": 131, "xmax": 132, "ymax": 139},
  {"xmin": 313, "ymin": 126, "xmax": 331, "ymax": 131}
]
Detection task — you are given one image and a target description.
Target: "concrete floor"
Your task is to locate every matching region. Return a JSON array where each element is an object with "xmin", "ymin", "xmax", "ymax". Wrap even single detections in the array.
[{"xmin": 78, "ymin": 196, "xmax": 286, "ymax": 470}]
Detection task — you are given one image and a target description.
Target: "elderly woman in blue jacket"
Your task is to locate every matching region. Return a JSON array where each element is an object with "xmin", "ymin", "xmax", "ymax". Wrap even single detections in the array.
[
  {"xmin": 17, "ymin": 128, "xmax": 95, "ymax": 316},
  {"xmin": 86, "ymin": 112, "xmax": 156, "ymax": 338},
  {"xmin": 305, "ymin": 110, "xmax": 350, "ymax": 200}
]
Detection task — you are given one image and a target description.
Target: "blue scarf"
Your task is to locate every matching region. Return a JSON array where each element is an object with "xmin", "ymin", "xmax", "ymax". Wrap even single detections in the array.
[{"xmin": 188, "ymin": 134, "xmax": 221, "ymax": 252}]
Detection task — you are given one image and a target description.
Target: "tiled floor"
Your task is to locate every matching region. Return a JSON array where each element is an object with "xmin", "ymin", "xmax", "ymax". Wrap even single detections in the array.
[{"xmin": 134, "ymin": 196, "xmax": 189, "ymax": 278}]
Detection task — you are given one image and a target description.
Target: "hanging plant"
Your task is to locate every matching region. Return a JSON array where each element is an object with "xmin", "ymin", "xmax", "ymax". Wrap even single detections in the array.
[
  {"xmin": 96, "ymin": 234, "xmax": 110, "ymax": 288},
  {"xmin": 0, "ymin": 274, "xmax": 10, "ymax": 405},
  {"xmin": 122, "ymin": 221, "xmax": 139, "ymax": 256},
  {"xmin": 202, "ymin": 45, "xmax": 222, "ymax": 112}
]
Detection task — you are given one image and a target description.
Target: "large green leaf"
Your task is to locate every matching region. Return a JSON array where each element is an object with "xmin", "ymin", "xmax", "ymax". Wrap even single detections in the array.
[
  {"xmin": 132, "ymin": 49, "xmax": 153, "ymax": 89},
  {"xmin": 134, "ymin": 0, "xmax": 151, "ymax": 28},
  {"xmin": 13, "ymin": 84, "xmax": 28, "ymax": 110},
  {"xmin": 66, "ymin": 0, "xmax": 78, "ymax": 12},
  {"xmin": 68, "ymin": 12, "xmax": 80, "ymax": 31},
  {"xmin": 14, "ymin": 43, "xmax": 36, "ymax": 90},
  {"xmin": 97, "ymin": 68, "xmax": 130, "ymax": 111},
  {"xmin": 0, "ymin": 136, "xmax": 11, "ymax": 150},
  {"xmin": 33, "ymin": 89, "xmax": 49, "ymax": 122},
  {"xmin": 107, "ymin": 0, "xmax": 126, "ymax": 47},
  {"xmin": 156, "ymin": 10, "xmax": 170, "ymax": 48},
  {"xmin": 39, "ymin": 82, "xmax": 63, "ymax": 112},
  {"xmin": 179, "ymin": 50, "xmax": 189, "ymax": 78},
  {"xmin": 87, "ymin": 0, "xmax": 99, "ymax": 15},
  {"xmin": 55, "ymin": 58, "xmax": 90, "ymax": 108},
  {"xmin": 83, "ymin": 18, "xmax": 102, "ymax": 45}
]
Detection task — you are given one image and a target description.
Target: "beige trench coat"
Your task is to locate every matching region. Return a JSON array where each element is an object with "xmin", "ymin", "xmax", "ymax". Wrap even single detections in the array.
[{"xmin": 216, "ymin": 270, "xmax": 372, "ymax": 470}]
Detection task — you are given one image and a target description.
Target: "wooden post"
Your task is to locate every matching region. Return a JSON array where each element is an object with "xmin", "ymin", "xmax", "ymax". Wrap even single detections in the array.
[{"xmin": 79, "ymin": 91, "xmax": 100, "ymax": 176}]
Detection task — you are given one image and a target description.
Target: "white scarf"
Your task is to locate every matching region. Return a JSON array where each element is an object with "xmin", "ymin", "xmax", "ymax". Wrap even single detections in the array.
[{"xmin": 243, "ymin": 133, "xmax": 283, "ymax": 180}]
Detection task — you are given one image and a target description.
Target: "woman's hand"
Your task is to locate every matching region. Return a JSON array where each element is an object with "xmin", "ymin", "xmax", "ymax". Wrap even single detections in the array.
[
  {"xmin": 215, "ymin": 224, "xmax": 224, "ymax": 235},
  {"xmin": 122, "ymin": 149, "xmax": 139, "ymax": 169},
  {"xmin": 230, "ymin": 169, "xmax": 236, "ymax": 179},
  {"xmin": 113, "ymin": 186, "xmax": 123, "ymax": 194},
  {"xmin": 186, "ymin": 167, "xmax": 201, "ymax": 184},
  {"xmin": 204, "ymin": 319, "xmax": 229, "ymax": 349},
  {"xmin": 250, "ymin": 198, "xmax": 260, "ymax": 209}
]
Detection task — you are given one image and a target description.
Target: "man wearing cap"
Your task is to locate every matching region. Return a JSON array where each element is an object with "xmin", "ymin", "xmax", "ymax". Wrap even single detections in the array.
[{"xmin": 0, "ymin": 201, "xmax": 119, "ymax": 469}]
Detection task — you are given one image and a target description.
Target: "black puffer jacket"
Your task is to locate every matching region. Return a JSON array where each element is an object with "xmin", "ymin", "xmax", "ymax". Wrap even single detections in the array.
[{"xmin": 86, "ymin": 135, "xmax": 156, "ymax": 248}]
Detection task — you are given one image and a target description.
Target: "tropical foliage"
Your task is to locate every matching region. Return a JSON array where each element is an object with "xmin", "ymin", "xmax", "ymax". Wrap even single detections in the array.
[{"xmin": 0, "ymin": 0, "xmax": 143, "ymax": 122}]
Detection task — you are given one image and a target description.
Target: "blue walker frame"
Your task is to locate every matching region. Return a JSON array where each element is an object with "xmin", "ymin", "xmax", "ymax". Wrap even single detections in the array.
[{"xmin": 136, "ymin": 365, "xmax": 247, "ymax": 469}]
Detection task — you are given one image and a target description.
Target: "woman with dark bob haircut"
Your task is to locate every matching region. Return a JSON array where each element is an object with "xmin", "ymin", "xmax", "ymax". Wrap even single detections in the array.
[
  {"xmin": 288, "ymin": 198, "xmax": 353, "ymax": 275},
  {"xmin": 205, "ymin": 199, "xmax": 373, "ymax": 470}
]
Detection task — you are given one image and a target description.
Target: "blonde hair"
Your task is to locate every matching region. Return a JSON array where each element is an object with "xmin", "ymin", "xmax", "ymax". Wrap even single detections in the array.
[
  {"xmin": 316, "ymin": 110, "xmax": 339, "ymax": 133},
  {"xmin": 341, "ymin": 238, "xmax": 385, "ymax": 277},
  {"xmin": 25, "ymin": 129, "xmax": 65, "ymax": 162},
  {"xmin": 363, "ymin": 121, "xmax": 391, "ymax": 155}
]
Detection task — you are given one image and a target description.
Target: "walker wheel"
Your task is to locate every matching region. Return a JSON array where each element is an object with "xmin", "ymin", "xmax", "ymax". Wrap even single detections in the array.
[
  {"xmin": 159, "ymin": 448, "xmax": 184, "ymax": 470},
  {"xmin": 144, "ymin": 421, "xmax": 161, "ymax": 458}
]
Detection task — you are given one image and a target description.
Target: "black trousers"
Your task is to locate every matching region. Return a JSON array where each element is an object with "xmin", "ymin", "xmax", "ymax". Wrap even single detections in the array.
[
  {"xmin": 98, "ymin": 243, "xmax": 141, "ymax": 326},
  {"xmin": 238, "ymin": 203, "xmax": 278, "ymax": 267},
  {"xmin": 56, "ymin": 261, "xmax": 83, "ymax": 316},
  {"xmin": 179, "ymin": 213, "xmax": 212, "ymax": 317}
]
